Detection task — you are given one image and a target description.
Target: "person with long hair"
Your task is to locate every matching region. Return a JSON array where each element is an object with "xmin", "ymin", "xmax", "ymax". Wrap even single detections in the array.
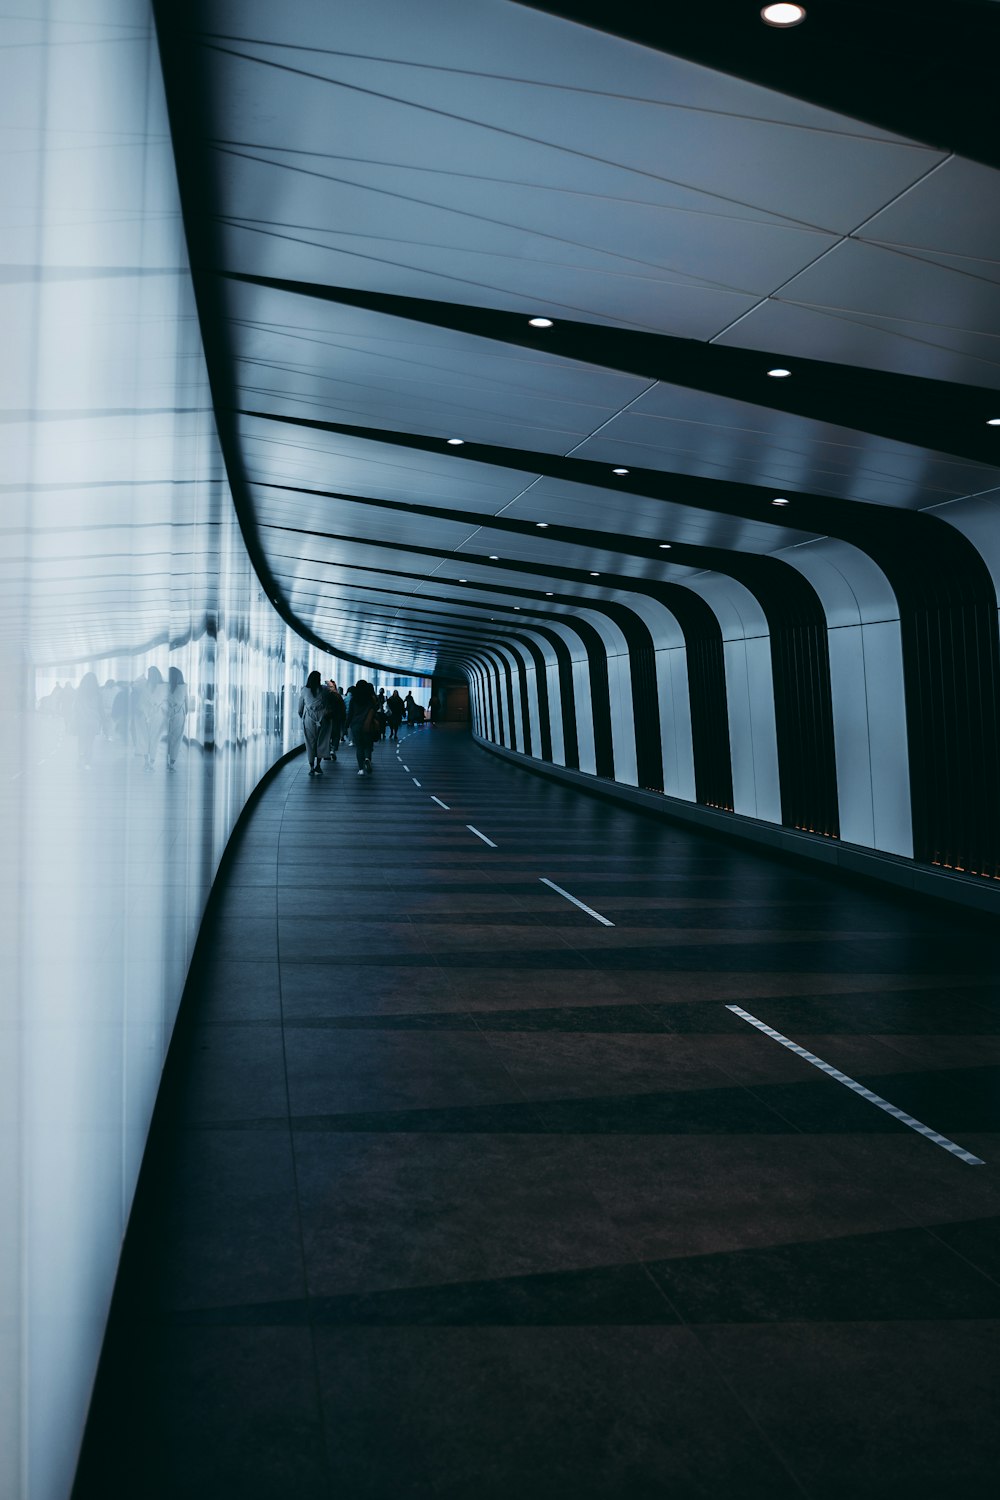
[
  {"xmin": 345, "ymin": 678, "xmax": 377, "ymax": 776},
  {"xmin": 298, "ymin": 670, "xmax": 332, "ymax": 775}
]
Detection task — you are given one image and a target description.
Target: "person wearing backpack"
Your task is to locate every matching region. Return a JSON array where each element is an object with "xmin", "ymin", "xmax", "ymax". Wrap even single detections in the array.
[{"xmin": 346, "ymin": 678, "xmax": 378, "ymax": 776}]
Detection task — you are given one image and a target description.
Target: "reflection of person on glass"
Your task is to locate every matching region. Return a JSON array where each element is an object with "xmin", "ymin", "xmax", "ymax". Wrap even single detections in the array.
[
  {"xmin": 165, "ymin": 667, "xmax": 189, "ymax": 772},
  {"xmin": 73, "ymin": 673, "xmax": 106, "ymax": 769},
  {"xmin": 298, "ymin": 670, "xmax": 332, "ymax": 775},
  {"xmin": 137, "ymin": 665, "xmax": 168, "ymax": 771}
]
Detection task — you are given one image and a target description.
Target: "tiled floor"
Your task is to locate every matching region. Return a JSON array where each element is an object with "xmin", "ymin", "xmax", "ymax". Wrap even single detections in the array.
[{"xmin": 75, "ymin": 726, "xmax": 1000, "ymax": 1498}]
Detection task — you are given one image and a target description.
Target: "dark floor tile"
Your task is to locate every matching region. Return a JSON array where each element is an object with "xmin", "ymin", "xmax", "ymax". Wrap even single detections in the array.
[
  {"xmin": 152, "ymin": 1327, "xmax": 329, "ymax": 1500},
  {"xmin": 282, "ymin": 1029, "xmax": 520, "ymax": 1115},
  {"xmin": 175, "ymin": 1260, "xmax": 675, "ymax": 1330},
  {"xmin": 176, "ymin": 1024, "xmax": 288, "ymax": 1124},
  {"xmin": 695, "ymin": 1321, "xmax": 1000, "ymax": 1499},
  {"xmin": 280, "ymin": 962, "xmax": 457, "ymax": 1018},
  {"xmin": 188, "ymin": 959, "xmax": 282, "ymax": 1022},
  {"xmin": 929, "ymin": 1215, "xmax": 1000, "ymax": 1284},
  {"xmin": 313, "ymin": 1326, "xmax": 802, "ymax": 1499},
  {"xmin": 285, "ymin": 1011, "xmax": 481, "ymax": 1031},
  {"xmin": 525, "ymin": 1082, "xmax": 796, "ymax": 1135},
  {"xmin": 206, "ymin": 916, "xmax": 279, "ymax": 963},
  {"xmin": 580, "ymin": 1135, "xmax": 916, "ymax": 1259},
  {"xmin": 154, "ymin": 1127, "xmax": 305, "ymax": 1312},
  {"xmin": 292, "ymin": 1133, "xmax": 630, "ymax": 1296},
  {"xmin": 755, "ymin": 989, "xmax": 1000, "ymax": 1036},
  {"xmin": 473, "ymin": 1004, "xmax": 669, "ymax": 1032},
  {"xmin": 480, "ymin": 1031, "xmax": 748, "ymax": 1100},
  {"xmin": 647, "ymin": 1222, "xmax": 1000, "ymax": 1323}
]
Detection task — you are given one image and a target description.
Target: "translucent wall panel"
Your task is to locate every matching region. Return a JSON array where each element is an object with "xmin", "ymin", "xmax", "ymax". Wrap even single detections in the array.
[{"xmin": 0, "ymin": 7, "xmax": 308, "ymax": 1497}]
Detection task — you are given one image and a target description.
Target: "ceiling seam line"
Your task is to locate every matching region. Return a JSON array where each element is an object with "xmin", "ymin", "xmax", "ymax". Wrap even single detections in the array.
[{"xmin": 707, "ymin": 153, "xmax": 954, "ymax": 346}]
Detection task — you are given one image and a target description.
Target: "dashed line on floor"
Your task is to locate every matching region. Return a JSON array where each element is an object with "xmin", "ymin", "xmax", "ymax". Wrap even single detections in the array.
[
  {"xmin": 466, "ymin": 824, "xmax": 497, "ymax": 848},
  {"xmin": 431, "ymin": 796, "xmax": 450, "ymax": 810},
  {"xmin": 413, "ymin": 778, "xmax": 422, "ymax": 787},
  {"xmin": 403, "ymin": 765, "xmax": 410, "ymax": 772},
  {"xmin": 726, "ymin": 1006, "xmax": 986, "ymax": 1166},
  {"xmin": 539, "ymin": 877, "xmax": 615, "ymax": 927}
]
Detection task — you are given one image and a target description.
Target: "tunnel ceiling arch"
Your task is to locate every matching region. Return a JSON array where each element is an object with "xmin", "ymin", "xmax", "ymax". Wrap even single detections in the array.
[{"xmin": 155, "ymin": 0, "xmax": 1000, "ymax": 680}]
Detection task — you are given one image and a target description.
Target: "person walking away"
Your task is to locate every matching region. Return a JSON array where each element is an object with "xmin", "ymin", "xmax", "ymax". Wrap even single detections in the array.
[
  {"xmin": 137, "ymin": 665, "xmax": 168, "ymax": 770},
  {"xmin": 165, "ymin": 667, "xmax": 189, "ymax": 772},
  {"xmin": 298, "ymin": 671, "xmax": 332, "ymax": 775},
  {"xmin": 386, "ymin": 690, "xmax": 404, "ymax": 741},
  {"xmin": 73, "ymin": 672, "xmax": 106, "ymax": 769},
  {"xmin": 346, "ymin": 679, "xmax": 378, "ymax": 776},
  {"xmin": 325, "ymin": 681, "xmax": 346, "ymax": 760}
]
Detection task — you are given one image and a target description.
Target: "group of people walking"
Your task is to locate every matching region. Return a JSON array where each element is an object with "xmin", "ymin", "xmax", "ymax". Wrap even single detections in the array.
[
  {"xmin": 298, "ymin": 675, "xmax": 420, "ymax": 777},
  {"xmin": 40, "ymin": 665, "xmax": 189, "ymax": 771}
]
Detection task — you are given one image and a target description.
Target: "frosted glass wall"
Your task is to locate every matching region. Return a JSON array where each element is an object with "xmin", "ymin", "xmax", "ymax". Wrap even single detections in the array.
[{"xmin": 0, "ymin": 6, "xmax": 308, "ymax": 1497}]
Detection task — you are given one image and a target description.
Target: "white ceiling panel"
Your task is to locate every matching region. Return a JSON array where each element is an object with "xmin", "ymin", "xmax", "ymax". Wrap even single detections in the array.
[{"xmin": 167, "ymin": 0, "xmax": 1000, "ymax": 673}]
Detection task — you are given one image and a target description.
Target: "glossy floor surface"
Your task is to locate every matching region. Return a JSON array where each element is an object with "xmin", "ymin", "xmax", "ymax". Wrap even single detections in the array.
[{"xmin": 75, "ymin": 726, "xmax": 1000, "ymax": 1498}]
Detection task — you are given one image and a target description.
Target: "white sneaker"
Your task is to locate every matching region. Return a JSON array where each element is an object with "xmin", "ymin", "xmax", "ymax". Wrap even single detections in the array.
[{"xmin": 357, "ymin": 769, "xmax": 365, "ymax": 776}]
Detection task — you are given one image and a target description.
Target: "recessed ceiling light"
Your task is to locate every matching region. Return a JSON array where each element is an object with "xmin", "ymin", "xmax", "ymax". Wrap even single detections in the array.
[
  {"xmin": 528, "ymin": 316, "xmax": 554, "ymax": 328},
  {"xmin": 446, "ymin": 437, "xmax": 464, "ymax": 445},
  {"xmin": 458, "ymin": 578, "xmax": 467, "ymax": 583},
  {"xmin": 488, "ymin": 554, "xmax": 499, "ymax": 560},
  {"xmin": 589, "ymin": 571, "xmax": 600, "ymax": 577},
  {"xmin": 514, "ymin": 605, "xmax": 520, "ymax": 610},
  {"xmin": 536, "ymin": 522, "xmax": 549, "ymax": 528},
  {"xmin": 658, "ymin": 543, "xmax": 672, "ymax": 549},
  {"xmin": 761, "ymin": 3, "xmax": 806, "ymax": 26},
  {"xmin": 545, "ymin": 591, "xmax": 554, "ymax": 596},
  {"xmin": 988, "ymin": 418, "xmax": 1000, "ymax": 426},
  {"xmin": 612, "ymin": 467, "xmax": 629, "ymax": 476},
  {"xmin": 772, "ymin": 497, "xmax": 790, "ymax": 506},
  {"xmin": 767, "ymin": 367, "xmax": 792, "ymax": 378}
]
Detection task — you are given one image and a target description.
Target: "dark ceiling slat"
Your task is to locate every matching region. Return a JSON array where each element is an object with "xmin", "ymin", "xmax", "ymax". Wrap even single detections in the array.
[
  {"xmin": 512, "ymin": 0, "xmax": 1000, "ymax": 174},
  {"xmin": 227, "ymin": 274, "xmax": 1000, "ymax": 460}
]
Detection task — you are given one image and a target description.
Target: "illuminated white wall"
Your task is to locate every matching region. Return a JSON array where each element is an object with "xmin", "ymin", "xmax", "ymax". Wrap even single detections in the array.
[{"xmin": 0, "ymin": 6, "xmax": 309, "ymax": 1497}]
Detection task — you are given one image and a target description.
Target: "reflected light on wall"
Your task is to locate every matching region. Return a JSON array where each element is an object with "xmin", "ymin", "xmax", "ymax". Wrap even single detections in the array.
[{"xmin": 0, "ymin": 8, "xmax": 309, "ymax": 1498}]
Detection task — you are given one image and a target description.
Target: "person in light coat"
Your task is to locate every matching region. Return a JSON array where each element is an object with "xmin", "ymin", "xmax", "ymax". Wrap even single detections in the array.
[
  {"xmin": 165, "ymin": 667, "xmax": 190, "ymax": 772},
  {"xmin": 298, "ymin": 670, "xmax": 332, "ymax": 774},
  {"xmin": 136, "ymin": 665, "xmax": 168, "ymax": 770}
]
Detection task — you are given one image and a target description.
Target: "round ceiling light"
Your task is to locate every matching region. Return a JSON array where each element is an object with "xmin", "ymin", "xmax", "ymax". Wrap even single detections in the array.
[
  {"xmin": 458, "ymin": 578, "xmax": 467, "ymax": 583},
  {"xmin": 772, "ymin": 497, "xmax": 790, "ymax": 506},
  {"xmin": 545, "ymin": 591, "xmax": 554, "ymax": 596},
  {"xmin": 488, "ymin": 554, "xmax": 499, "ymax": 560},
  {"xmin": 536, "ymin": 522, "xmax": 549, "ymax": 528},
  {"xmin": 528, "ymin": 317, "xmax": 554, "ymax": 328},
  {"xmin": 761, "ymin": 4, "xmax": 806, "ymax": 26},
  {"xmin": 767, "ymin": 367, "xmax": 792, "ymax": 378},
  {"xmin": 658, "ymin": 543, "xmax": 672, "ymax": 549},
  {"xmin": 446, "ymin": 437, "xmax": 464, "ymax": 445},
  {"xmin": 988, "ymin": 418, "xmax": 1000, "ymax": 426},
  {"xmin": 612, "ymin": 467, "xmax": 629, "ymax": 476},
  {"xmin": 590, "ymin": 571, "xmax": 600, "ymax": 577}
]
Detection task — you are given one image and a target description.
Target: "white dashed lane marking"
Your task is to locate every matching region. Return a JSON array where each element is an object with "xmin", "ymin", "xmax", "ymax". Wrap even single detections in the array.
[
  {"xmin": 413, "ymin": 778, "xmax": 421, "ymax": 787},
  {"xmin": 466, "ymin": 825, "xmax": 498, "ymax": 848},
  {"xmin": 431, "ymin": 796, "xmax": 450, "ymax": 810},
  {"xmin": 539, "ymin": 877, "xmax": 615, "ymax": 927},
  {"xmin": 726, "ymin": 1006, "xmax": 986, "ymax": 1167}
]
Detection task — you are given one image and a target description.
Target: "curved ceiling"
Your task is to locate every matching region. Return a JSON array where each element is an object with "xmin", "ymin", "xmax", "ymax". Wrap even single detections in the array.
[{"xmin": 155, "ymin": 0, "xmax": 1000, "ymax": 677}]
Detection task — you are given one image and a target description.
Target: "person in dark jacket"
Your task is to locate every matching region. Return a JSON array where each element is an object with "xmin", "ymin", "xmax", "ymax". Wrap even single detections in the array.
[
  {"xmin": 346, "ymin": 679, "xmax": 377, "ymax": 776},
  {"xmin": 386, "ymin": 690, "xmax": 404, "ymax": 740},
  {"xmin": 325, "ymin": 680, "xmax": 346, "ymax": 759}
]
